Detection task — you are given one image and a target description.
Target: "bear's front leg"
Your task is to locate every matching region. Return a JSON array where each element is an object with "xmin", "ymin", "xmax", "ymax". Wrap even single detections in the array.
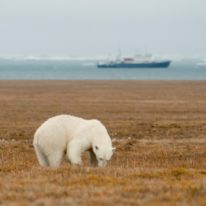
[
  {"xmin": 89, "ymin": 149, "xmax": 98, "ymax": 167},
  {"xmin": 67, "ymin": 140, "xmax": 83, "ymax": 166}
]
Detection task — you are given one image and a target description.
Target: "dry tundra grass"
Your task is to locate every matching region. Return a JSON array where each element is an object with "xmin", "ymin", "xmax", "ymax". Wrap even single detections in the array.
[{"xmin": 0, "ymin": 80, "xmax": 206, "ymax": 206}]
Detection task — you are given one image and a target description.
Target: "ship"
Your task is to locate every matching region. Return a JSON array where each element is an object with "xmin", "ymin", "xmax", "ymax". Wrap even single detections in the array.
[{"xmin": 97, "ymin": 54, "xmax": 171, "ymax": 68}]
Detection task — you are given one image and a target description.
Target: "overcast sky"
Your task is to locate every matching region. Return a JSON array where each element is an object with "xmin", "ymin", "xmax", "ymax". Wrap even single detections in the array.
[{"xmin": 0, "ymin": 0, "xmax": 205, "ymax": 57}]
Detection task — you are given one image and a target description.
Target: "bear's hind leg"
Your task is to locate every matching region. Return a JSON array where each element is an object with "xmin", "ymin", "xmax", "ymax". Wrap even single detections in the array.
[
  {"xmin": 34, "ymin": 144, "xmax": 49, "ymax": 167},
  {"xmin": 47, "ymin": 151, "xmax": 64, "ymax": 168}
]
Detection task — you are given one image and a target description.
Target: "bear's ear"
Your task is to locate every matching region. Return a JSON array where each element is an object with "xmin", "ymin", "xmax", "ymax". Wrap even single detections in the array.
[{"xmin": 95, "ymin": 146, "xmax": 99, "ymax": 150}]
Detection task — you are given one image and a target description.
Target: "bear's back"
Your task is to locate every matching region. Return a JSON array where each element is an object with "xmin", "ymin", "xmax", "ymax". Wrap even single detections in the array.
[{"xmin": 34, "ymin": 115, "xmax": 89, "ymax": 145}]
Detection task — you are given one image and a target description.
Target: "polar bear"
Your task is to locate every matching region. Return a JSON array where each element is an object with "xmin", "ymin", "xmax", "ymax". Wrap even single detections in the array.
[{"xmin": 33, "ymin": 115, "xmax": 114, "ymax": 167}]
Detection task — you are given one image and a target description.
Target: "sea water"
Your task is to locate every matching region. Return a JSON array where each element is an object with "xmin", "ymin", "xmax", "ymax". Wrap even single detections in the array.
[{"xmin": 0, "ymin": 58, "xmax": 205, "ymax": 80}]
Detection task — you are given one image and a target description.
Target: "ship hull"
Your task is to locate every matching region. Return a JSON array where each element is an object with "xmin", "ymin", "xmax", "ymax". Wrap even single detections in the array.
[{"xmin": 97, "ymin": 61, "xmax": 171, "ymax": 68}]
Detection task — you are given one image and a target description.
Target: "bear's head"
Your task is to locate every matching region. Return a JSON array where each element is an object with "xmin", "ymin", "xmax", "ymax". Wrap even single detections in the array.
[{"xmin": 93, "ymin": 145, "xmax": 115, "ymax": 167}]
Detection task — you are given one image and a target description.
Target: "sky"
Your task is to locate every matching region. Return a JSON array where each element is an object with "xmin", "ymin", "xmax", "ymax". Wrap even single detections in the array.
[{"xmin": 0, "ymin": 0, "xmax": 205, "ymax": 57}]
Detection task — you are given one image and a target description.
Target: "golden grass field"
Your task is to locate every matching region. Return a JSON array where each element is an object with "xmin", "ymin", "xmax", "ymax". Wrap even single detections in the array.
[{"xmin": 0, "ymin": 80, "xmax": 206, "ymax": 206}]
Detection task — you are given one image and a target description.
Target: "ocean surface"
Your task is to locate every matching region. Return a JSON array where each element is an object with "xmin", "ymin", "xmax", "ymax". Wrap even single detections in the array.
[{"xmin": 0, "ymin": 58, "xmax": 206, "ymax": 80}]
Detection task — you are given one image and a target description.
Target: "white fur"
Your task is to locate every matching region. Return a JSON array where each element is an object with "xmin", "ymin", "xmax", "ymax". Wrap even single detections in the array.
[{"xmin": 33, "ymin": 114, "xmax": 114, "ymax": 167}]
